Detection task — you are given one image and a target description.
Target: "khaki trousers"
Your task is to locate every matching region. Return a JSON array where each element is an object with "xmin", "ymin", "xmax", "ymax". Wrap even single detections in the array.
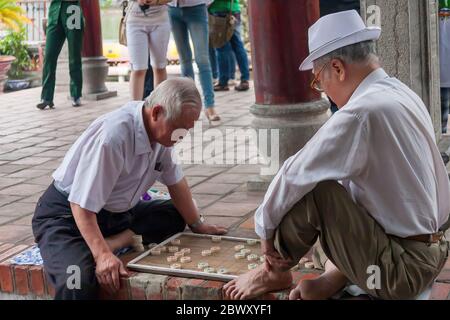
[{"xmin": 274, "ymin": 181, "xmax": 449, "ymax": 300}]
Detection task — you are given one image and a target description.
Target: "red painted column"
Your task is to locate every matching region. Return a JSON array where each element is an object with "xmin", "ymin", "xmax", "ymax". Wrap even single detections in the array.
[
  {"xmin": 248, "ymin": 0, "xmax": 321, "ymax": 105},
  {"xmin": 80, "ymin": 0, "xmax": 103, "ymax": 57},
  {"xmin": 246, "ymin": 0, "xmax": 329, "ymax": 191}
]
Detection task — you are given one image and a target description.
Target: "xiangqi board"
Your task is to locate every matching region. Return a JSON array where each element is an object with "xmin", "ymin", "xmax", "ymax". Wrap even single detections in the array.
[{"xmin": 127, "ymin": 232, "xmax": 263, "ymax": 281}]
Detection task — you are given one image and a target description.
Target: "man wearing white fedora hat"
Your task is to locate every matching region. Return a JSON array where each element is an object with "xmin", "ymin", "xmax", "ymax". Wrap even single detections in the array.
[{"xmin": 224, "ymin": 10, "xmax": 450, "ymax": 300}]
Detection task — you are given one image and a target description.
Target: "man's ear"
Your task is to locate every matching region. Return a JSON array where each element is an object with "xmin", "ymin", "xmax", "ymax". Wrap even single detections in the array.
[
  {"xmin": 151, "ymin": 105, "xmax": 164, "ymax": 121},
  {"xmin": 331, "ymin": 59, "xmax": 346, "ymax": 82}
]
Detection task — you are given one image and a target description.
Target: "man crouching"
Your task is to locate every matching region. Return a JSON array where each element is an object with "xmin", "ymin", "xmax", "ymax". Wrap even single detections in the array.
[{"xmin": 224, "ymin": 10, "xmax": 450, "ymax": 300}]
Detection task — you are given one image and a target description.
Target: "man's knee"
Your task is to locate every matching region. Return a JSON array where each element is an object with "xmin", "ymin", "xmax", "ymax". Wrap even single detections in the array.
[
  {"xmin": 137, "ymin": 200, "xmax": 186, "ymax": 244},
  {"xmin": 166, "ymin": 202, "xmax": 186, "ymax": 233}
]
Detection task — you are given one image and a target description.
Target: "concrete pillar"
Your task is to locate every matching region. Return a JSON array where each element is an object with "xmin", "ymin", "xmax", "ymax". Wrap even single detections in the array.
[
  {"xmin": 247, "ymin": 0, "xmax": 330, "ymax": 191},
  {"xmin": 360, "ymin": 0, "xmax": 442, "ymax": 140},
  {"xmin": 80, "ymin": 0, "xmax": 117, "ymax": 101}
]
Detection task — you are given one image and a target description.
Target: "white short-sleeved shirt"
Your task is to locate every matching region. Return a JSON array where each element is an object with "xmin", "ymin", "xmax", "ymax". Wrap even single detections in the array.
[
  {"xmin": 53, "ymin": 101, "xmax": 184, "ymax": 213},
  {"xmin": 255, "ymin": 68, "xmax": 450, "ymax": 240}
]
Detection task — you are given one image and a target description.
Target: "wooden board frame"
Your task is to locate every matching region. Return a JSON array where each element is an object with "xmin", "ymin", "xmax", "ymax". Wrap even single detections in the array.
[{"xmin": 127, "ymin": 232, "xmax": 261, "ymax": 282}]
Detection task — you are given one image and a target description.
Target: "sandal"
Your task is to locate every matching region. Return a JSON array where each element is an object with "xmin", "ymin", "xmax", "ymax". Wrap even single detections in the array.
[
  {"xmin": 214, "ymin": 83, "xmax": 229, "ymax": 91},
  {"xmin": 235, "ymin": 80, "xmax": 250, "ymax": 91},
  {"xmin": 205, "ymin": 112, "xmax": 222, "ymax": 125}
]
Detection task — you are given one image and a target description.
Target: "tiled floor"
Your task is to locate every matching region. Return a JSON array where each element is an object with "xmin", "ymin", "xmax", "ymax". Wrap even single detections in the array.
[{"xmin": 0, "ymin": 77, "xmax": 263, "ymax": 246}]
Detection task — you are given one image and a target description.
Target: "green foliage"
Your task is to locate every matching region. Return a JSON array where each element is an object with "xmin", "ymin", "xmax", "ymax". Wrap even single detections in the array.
[
  {"xmin": 100, "ymin": 0, "xmax": 114, "ymax": 9},
  {"xmin": 0, "ymin": 28, "xmax": 31, "ymax": 79},
  {"xmin": 0, "ymin": 0, "xmax": 31, "ymax": 31}
]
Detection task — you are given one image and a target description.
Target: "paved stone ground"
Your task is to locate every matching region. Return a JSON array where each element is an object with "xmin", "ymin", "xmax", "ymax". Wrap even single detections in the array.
[{"xmin": 0, "ymin": 77, "xmax": 263, "ymax": 246}]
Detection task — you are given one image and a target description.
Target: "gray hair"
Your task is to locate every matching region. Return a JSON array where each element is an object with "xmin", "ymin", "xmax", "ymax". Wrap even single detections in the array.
[
  {"xmin": 314, "ymin": 40, "xmax": 379, "ymax": 68},
  {"xmin": 144, "ymin": 77, "xmax": 202, "ymax": 122}
]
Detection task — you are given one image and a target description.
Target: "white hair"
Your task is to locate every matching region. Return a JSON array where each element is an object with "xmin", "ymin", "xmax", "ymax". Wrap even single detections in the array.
[
  {"xmin": 314, "ymin": 40, "xmax": 379, "ymax": 68},
  {"xmin": 144, "ymin": 77, "xmax": 202, "ymax": 122}
]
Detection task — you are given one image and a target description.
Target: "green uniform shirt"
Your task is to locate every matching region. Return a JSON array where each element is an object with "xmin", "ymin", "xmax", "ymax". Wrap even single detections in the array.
[
  {"xmin": 209, "ymin": 0, "xmax": 240, "ymax": 14},
  {"xmin": 441, "ymin": 0, "xmax": 450, "ymax": 10}
]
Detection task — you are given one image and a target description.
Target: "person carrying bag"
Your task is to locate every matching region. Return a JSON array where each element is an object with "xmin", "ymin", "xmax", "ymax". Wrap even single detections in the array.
[{"xmin": 208, "ymin": 0, "xmax": 236, "ymax": 48}]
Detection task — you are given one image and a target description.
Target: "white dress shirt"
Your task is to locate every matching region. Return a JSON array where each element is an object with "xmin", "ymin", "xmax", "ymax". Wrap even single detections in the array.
[
  {"xmin": 168, "ymin": 0, "xmax": 212, "ymax": 7},
  {"xmin": 53, "ymin": 101, "xmax": 184, "ymax": 213},
  {"xmin": 255, "ymin": 68, "xmax": 450, "ymax": 240}
]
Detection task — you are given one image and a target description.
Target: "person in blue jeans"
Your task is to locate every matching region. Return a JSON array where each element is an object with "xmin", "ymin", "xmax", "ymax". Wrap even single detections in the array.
[
  {"xmin": 169, "ymin": 1, "xmax": 220, "ymax": 123},
  {"xmin": 209, "ymin": 0, "xmax": 250, "ymax": 92},
  {"xmin": 209, "ymin": 47, "xmax": 219, "ymax": 81},
  {"xmin": 209, "ymin": 46, "xmax": 236, "ymax": 84}
]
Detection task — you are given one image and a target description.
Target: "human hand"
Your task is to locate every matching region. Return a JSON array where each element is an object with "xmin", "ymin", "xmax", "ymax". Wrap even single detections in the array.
[
  {"xmin": 95, "ymin": 251, "xmax": 129, "ymax": 295},
  {"xmin": 191, "ymin": 222, "xmax": 228, "ymax": 235}
]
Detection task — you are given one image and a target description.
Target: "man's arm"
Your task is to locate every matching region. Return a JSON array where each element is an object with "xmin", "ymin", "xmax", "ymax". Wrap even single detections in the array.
[
  {"xmin": 167, "ymin": 178, "xmax": 227, "ymax": 235},
  {"xmin": 70, "ymin": 203, "xmax": 128, "ymax": 294},
  {"xmin": 255, "ymin": 111, "xmax": 369, "ymax": 270}
]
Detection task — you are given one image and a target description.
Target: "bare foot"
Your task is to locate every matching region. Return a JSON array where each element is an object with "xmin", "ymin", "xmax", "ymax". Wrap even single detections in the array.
[
  {"xmin": 289, "ymin": 261, "xmax": 347, "ymax": 300},
  {"xmin": 223, "ymin": 263, "xmax": 292, "ymax": 300}
]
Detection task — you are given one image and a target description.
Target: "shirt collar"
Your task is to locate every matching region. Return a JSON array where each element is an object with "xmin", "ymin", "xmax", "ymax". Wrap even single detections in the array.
[
  {"xmin": 134, "ymin": 101, "xmax": 153, "ymax": 155},
  {"xmin": 347, "ymin": 68, "xmax": 389, "ymax": 104}
]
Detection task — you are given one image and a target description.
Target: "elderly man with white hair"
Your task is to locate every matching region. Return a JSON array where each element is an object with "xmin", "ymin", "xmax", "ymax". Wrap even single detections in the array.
[
  {"xmin": 32, "ymin": 77, "xmax": 227, "ymax": 300},
  {"xmin": 224, "ymin": 10, "xmax": 450, "ymax": 300}
]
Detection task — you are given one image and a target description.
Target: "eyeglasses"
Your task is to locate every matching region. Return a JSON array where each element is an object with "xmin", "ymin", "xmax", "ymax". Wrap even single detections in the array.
[{"xmin": 310, "ymin": 62, "xmax": 329, "ymax": 93}]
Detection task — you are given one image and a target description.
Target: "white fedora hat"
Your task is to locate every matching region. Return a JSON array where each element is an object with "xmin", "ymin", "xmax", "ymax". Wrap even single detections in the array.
[{"xmin": 299, "ymin": 10, "xmax": 381, "ymax": 71}]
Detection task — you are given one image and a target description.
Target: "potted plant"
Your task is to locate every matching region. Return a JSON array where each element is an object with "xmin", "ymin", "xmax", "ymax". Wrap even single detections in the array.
[
  {"xmin": 0, "ymin": 28, "xmax": 34, "ymax": 91},
  {"xmin": 0, "ymin": 0, "xmax": 30, "ymax": 93}
]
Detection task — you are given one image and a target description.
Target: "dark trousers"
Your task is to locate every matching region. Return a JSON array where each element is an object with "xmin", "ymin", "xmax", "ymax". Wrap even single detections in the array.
[
  {"xmin": 41, "ymin": 1, "xmax": 83, "ymax": 102},
  {"xmin": 143, "ymin": 57, "xmax": 154, "ymax": 100},
  {"xmin": 32, "ymin": 183, "xmax": 186, "ymax": 300},
  {"xmin": 209, "ymin": 46, "xmax": 236, "ymax": 81}
]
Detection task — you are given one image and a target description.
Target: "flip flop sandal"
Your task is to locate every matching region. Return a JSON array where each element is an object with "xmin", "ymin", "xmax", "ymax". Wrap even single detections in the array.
[
  {"xmin": 235, "ymin": 81, "xmax": 250, "ymax": 91},
  {"xmin": 206, "ymin": 113, "xmax": 222, "ymax": 125},
  {"xmin": 214, "ymin": 84, "xmax": 230, "ymax": 91}
]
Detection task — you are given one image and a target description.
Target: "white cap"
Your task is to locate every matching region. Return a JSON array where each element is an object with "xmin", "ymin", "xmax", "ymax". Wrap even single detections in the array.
[{"xmin": 299, "ymin": 10, "xmax": 381, "ymax": 71}]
